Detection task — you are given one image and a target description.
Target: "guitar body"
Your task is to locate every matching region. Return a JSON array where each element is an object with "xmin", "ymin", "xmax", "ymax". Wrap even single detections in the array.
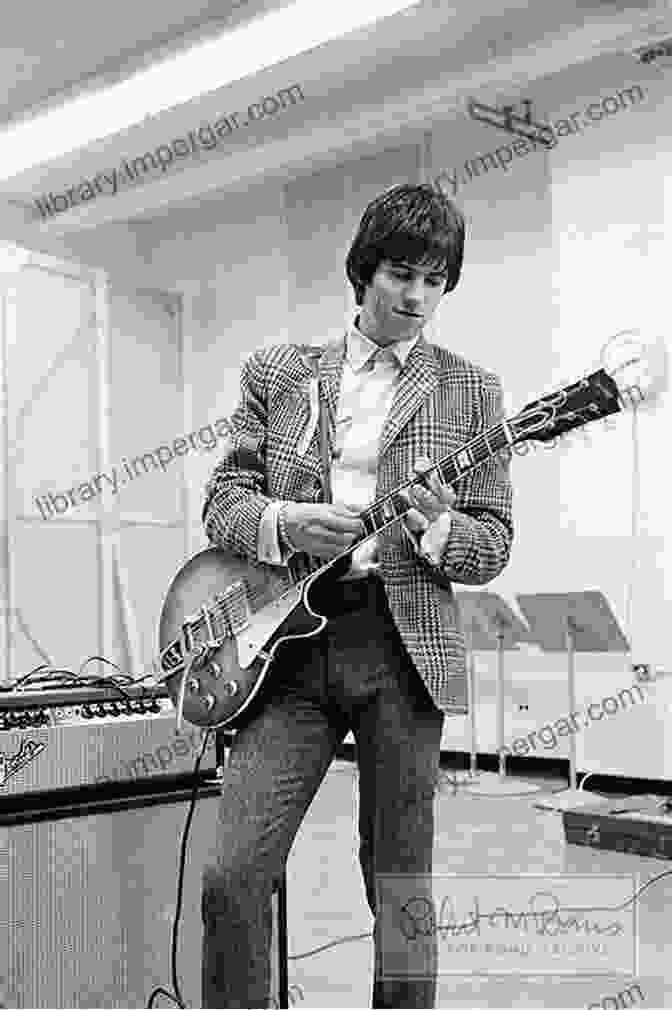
[{"xmin": 158, "ymin": 547, "xmax": 339, "ymax": 729}]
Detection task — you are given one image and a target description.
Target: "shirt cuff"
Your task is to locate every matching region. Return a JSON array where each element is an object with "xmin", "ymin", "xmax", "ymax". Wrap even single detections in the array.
[
  {"xmin": 418, "ymin": 511, "xmax": 453, "ymax": 565},
  {"xmin": 257, "ymin": 501, "xmax": 293, "ymax": 565}
]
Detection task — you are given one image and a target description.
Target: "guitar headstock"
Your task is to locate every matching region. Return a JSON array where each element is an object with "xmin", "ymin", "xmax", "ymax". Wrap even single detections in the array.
[
  {"xmin": 510, "ymin": 328, "xmax": 668, "ymax": 446},
  {"xmin": 510, "ymin": 370, "xmax": 621, "ymax": 445}
]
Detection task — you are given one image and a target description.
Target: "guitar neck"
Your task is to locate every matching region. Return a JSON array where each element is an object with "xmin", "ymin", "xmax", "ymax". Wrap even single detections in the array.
[{"xmin": 349, "ymin": 418, "xmax": 513, "ymax": 549}]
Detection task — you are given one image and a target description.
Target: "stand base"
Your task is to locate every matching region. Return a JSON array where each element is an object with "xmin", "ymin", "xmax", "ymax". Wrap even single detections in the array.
[
  {"xmin": 453, "ymin": 770, "xmax": 542, "ymax": 796},
  {"xmin": 533, "ymin": 787, "xmax": 602, "ymax": 812}
]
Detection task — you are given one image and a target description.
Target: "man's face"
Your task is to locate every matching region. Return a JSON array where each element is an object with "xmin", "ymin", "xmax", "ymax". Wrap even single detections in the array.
[{"xmin": 358, "ymin": 258, "xmax": 448, "ymax": 344}]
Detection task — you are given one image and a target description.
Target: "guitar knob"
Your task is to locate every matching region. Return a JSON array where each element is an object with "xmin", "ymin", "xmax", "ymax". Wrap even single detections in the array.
[
  {"xmin": 223, "ymin": 680, "xmax": 239, "ymax": 697},
  {"xmin": 188, "ymin": 677, "xmax": 200, "ymax": 693},
  {"xmin": 203, "ymin": 693, "xmax": 216, "ymax": 711},
  {"xmin": 210, "ymin": 661, "xmax": 223, "ymax": 679}
]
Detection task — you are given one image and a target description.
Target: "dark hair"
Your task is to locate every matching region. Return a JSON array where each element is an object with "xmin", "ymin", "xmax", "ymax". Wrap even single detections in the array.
[{"xmin": 345, "ymin": 183, "xmax": 465, "ymax": 305}]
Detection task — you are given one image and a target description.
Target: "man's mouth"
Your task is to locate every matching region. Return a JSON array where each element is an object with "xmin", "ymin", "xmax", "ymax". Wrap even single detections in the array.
[{"xmin": 394, "ymin": 309, "xmax": 422, "ymax": 318}]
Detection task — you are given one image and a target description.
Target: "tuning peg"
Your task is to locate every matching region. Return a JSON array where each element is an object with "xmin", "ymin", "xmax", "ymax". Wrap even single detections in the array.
[
  {"xmin": 619, "ymin": 383, "xmax": 646, "ymax": 409},
  {"xmin": 539, "ymin": 434, "xmax": 560, "ymax": 452},
  {"xmin": 554, "ymin": 430, "xmax": 570, "ymax": 447},
  {"xmin": 512, "ymin": 441, "xmax": 531, "ymax": 457}
]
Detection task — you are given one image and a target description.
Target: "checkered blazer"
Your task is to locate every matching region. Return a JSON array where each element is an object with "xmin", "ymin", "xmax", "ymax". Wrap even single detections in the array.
[{"xmin": 202, "ymin": 332, "xmax": 513, "ymax": 715}]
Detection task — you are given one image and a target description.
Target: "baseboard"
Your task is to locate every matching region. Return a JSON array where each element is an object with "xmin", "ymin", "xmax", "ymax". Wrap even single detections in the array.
[{"xmin": 334, "ymin": 742, "xmax": 672, "ymax": 797}]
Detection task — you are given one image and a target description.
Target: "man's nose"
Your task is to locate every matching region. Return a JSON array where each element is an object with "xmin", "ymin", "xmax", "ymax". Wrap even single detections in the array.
[{"xmin": 402, "ymin": 277, "xmax": 425, "ymax": 304}]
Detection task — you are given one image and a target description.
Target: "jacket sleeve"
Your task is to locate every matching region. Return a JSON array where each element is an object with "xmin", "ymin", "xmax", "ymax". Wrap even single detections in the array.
[
  {"xmin": 425, "ymin": 369, "xmax": 514, "ymax": 586},
  {"xmin": 201, "ymin": 350, "xmax": 274, "ymax": 561}
]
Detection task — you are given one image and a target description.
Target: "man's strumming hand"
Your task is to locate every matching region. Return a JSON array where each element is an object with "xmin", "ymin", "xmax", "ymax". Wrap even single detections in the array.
[{"xmin": 280, "ymin": 503, "xmax": 364, "ymax": 559}]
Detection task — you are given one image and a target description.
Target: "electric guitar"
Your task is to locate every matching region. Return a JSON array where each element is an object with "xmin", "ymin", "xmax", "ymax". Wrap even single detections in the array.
[{"xmin": 155, "ymin": 337, "xmax": 662, "ymax": 731}]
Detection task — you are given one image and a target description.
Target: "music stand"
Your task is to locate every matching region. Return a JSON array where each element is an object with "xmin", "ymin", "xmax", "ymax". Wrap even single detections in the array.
[
  {"xmin": 515, "ymin": 591, "xmax": 629, "ymax": 812},
  {"xmin": 455, "ymin": 592, "xmax": 540, "ymax": 795}
]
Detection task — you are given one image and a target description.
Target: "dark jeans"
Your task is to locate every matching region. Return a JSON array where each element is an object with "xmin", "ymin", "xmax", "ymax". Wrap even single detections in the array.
[{"xmin": 201, "ymin": 575, "xmax": 444, "ymax": 1008}]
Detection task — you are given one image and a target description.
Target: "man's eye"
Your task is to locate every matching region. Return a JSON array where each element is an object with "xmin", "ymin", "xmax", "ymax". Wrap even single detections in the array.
[{"xmin": 390, "ymin": 269, "xmax": 443, "ymax": 286}]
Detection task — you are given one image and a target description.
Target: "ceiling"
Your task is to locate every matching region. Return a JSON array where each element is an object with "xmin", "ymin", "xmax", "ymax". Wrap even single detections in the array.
[
  {"xmin": 0, "ymin": 0, "xmax": 280, "ymax": 125},
  {"xmin": 1, "ymin": 0, "xmax": 671, "ymax": 243}
]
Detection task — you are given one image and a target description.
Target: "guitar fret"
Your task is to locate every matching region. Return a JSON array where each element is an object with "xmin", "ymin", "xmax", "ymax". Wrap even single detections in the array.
[
  {"xmin": 363, "ymin": 492, "xmax": 408, "ymax": 535},
  {"xmin": 361, "ymin": 511, "xmax": 378, "ymax": 537},
  {"xmin": 455, "ymin": 447, "xmax": 473, "ymax": 472},
  {"xmin": 439, "ymin": 459, "xmax": 457, "ymax": 484}
]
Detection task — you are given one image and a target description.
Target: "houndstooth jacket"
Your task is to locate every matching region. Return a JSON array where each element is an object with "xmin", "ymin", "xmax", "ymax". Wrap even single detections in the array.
[{"xmin": 202, "ymin": 332, "xmax": 513, "ymax": 715}]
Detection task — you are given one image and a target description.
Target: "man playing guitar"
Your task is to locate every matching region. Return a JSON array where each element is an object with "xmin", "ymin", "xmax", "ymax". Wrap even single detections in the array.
[{"xmin": 200, "ymin": 182, "xmax": 514, "ymax": 1008}]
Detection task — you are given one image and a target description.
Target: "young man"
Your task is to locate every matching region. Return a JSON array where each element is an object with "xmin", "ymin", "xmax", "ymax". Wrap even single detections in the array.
[{"xmin": 200, "ymin": 183, "xmax": 513, "ymax": 1008}]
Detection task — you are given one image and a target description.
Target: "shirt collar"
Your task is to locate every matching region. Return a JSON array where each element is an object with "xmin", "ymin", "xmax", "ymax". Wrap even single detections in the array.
[{"xmin": 346, "ymin": 319, "xmax": 421, "ymax": 373}]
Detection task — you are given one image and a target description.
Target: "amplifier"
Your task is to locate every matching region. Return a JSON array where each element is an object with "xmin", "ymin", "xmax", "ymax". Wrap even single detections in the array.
[
  {"xmin": 563, "ymin": 794, "xmax": 672, "ymax": 860},
  {"xmin": 0, "ymin": 684, "xmax": 286, "ymax": 1010},
  {"xmin": 0, "ymin": 683, "xmax": 217, "ymax": 796}
]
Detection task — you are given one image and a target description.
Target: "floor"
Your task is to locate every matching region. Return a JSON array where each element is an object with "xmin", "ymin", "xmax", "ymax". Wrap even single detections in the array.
[{"xmin": 284, "ymin": 761, "xmax": 670, "ymax": 1010}]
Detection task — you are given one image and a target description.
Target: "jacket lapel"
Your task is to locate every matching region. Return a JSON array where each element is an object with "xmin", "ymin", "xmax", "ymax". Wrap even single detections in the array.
[
  {"xmin": 378, "ymin": 335, "xmax": 439, "ymax": 459},
  {"xmin": 317, "ymin": 333, "xmax": 347, "ymax": 446}
]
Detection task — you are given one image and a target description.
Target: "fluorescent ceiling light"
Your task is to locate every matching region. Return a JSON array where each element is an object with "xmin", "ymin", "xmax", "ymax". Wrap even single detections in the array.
[{"xmin": 0, "ymin": 0, "xmax": 418, "ymax": 183}]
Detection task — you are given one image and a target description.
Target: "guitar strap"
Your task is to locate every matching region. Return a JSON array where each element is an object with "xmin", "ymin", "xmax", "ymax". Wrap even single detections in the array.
[
  {"xmin": 318, "ymin": 386, "xmax": 333, "ymax": 505},
  {"xmin": 298, "ymin": 340, "xmax": 337, "ymax": 506},
  {"xmin": 315, "ymin": 330, "xmax": 350, "ymax": 506}
]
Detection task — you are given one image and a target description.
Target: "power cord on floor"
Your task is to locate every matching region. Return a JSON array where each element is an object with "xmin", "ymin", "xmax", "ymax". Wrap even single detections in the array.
[{"xmin": 146, "ymin": 729, "xmax": 213, "ymax": 1009}]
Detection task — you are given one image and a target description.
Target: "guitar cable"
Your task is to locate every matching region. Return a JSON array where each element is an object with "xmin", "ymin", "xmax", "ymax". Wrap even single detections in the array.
[{"xmin": 146, "ymin": 727, "xmax": 213, "ymax": 1009}]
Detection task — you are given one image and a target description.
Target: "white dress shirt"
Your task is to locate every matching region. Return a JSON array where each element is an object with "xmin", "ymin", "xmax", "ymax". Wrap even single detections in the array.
[{"xmin": 257, "ymin": 323, "xmax": 453, "ymax": 573}]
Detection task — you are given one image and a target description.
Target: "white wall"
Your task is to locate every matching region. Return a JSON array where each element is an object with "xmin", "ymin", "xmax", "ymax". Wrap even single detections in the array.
[{"xmin": 0, "ymin": 251, "xmax": 189, "ymax": 684}]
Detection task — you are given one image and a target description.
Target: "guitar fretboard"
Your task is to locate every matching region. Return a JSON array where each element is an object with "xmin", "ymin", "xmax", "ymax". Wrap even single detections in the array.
[{"xmin": 358, "ymin": 419, "xmax": 512, "ymax": 538}]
